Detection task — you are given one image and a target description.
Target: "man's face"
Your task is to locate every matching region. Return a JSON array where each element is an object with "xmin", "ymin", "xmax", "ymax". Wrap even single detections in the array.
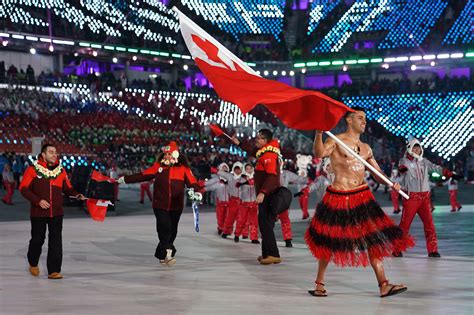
[
  {"xmin": 42, "ymin": 146, "xmax": 58, "ymax": 165},
  {"xmin": 255, "ymin": 133, "xmax": 267, "ymax": 148},
  {"xmin": 347, "ymin": 111, "xmax": 366, "ymax": 133},
  {"xmin": 234, "ymin": 167, "xmax": 242, "ymax": 175},
  {"xmin": 412, "ymin": 145, "xmax": 422, "ymax": 156},
  {"xmin": 221, "ymin": 165, "xmax": 229, "ymax": 172}
]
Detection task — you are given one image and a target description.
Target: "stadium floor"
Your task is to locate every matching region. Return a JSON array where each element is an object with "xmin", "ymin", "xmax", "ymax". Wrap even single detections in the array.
[{"xmin": 0, "ymin": 189, "xmax": 473, "ymax": 314}]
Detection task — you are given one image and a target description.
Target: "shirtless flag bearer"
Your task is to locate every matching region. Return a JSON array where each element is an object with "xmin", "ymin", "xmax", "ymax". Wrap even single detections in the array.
[{"xmin": 305, "ymin": 107, "xmax": 415, "ymax": 298}]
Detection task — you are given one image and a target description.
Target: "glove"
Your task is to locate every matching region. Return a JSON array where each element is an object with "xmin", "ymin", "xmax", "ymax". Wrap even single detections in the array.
[
  {"xmin": 398, "ymin": 165, "xmax": 408, "ymax": 173},
  {"xmin": 117, "ymin": 177, "xmax": 125, "ymax": 184},
  {"xmin": 294, "ymin": 187, "xmax": 308, "ymax": 197},
  {"xmin": 236, "ymin": 181, "xmax": 248, "ymax": 188}
]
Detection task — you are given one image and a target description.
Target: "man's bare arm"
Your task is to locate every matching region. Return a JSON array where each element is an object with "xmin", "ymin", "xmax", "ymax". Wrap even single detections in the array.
[
  {"xmin": 313, "ymin": 131, "xmax": 336, "ymax": 158},
  {"xmin": 365, "ymin": 146, "xmax": 386, "ymax": 184}
]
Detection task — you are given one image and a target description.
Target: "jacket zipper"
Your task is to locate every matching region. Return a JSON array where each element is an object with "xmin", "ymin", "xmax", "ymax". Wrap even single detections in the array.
[
  {"xmin": 49, "ymin": 181, "xmax": 53, "ymax": 218},
  {"xmin": 167, "ymin": 168, "xmax": 171, "ymax": 211}
]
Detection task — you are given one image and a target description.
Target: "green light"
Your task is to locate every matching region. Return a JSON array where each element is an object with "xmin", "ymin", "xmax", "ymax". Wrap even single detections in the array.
[
  {"xmin": 128, "ymin": 48, "xmax": 138, "ymax": 53},
  {"xmin": 116, "ymin": 47, "xmax": 126, "ymax": 51},
  {"xmin": 466, "ymin": 52, "xmax": 474, "ymax": 57},
  {"xmin": 91, "ymin": 44, "xmax": 102, "ymax": 49},
  {"xmin": 79, "ymin": 42, "xmax": 90, "ymax": 47},
  {"xmin": 104, "ymin": 46, "xmax": 115, "ymax": 50},
  {"xmin": 319, "ymin": 61, "xmax": 330, "ymax": 66},
  {"xmin": 149, "ymin": 51, "xmax": 160, "ymax": 56},
  {"xmin": 345, "ymin": 60, "xmax": 357, "ymax": 64},
  {"xmin": 358, "ymin": 59, "xmax": 370, "ymax": 64},
  {"xmin": 172, "ymin": 53, "xmax": 182, "ymax": 58},
  {"xmin": 140, "ymin": 49, "xmax": 150, "ymax": 54},
  {"xmin": 246, "ymin": 62, "xmax": 256, "ymax": 67},
  {"xmin": 294, "ymin": 63, "xmax": 306, "ymax": 68},
  {"xmin": 159, "ymin": 52, "xmax": 170, "ymax": 57},
  {"xmin": 332, "ymin": 60, "xmax": 344, "ymax": 65},
  {"xmin": 306, "ymin": 61, "xmax": 318, "ymax": 67},
  {"xmin": 370, "ymin": 58, "xmax": 383, "ymax": 63}
]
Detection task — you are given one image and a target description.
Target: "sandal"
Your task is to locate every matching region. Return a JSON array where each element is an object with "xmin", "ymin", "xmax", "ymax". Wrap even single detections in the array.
[
  {"xmin": 308, "ymin": 281, "xmax": 327, "ymax": 297},
  {"xmin": 379, "ymin": 280, "xmax": 407, "ymax": 298}
]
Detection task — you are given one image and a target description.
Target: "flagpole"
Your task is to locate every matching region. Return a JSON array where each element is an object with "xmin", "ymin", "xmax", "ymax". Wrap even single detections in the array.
[{"xmin": 325, "ymin": 131, "xmax": 410, "ymax": 200}]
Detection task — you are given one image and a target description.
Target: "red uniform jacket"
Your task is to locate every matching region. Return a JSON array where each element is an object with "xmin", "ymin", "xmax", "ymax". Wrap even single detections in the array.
[
  {"xmin": 240, "ymin": 139, "xmax": 281, "ymax": 195},
  {"xmin": 20, "ymin": 159, "xmax": 78, "ymax": 217},
  {"xmin": 124, "ymin": 162, "xmax": 199, "ymax": 211}
]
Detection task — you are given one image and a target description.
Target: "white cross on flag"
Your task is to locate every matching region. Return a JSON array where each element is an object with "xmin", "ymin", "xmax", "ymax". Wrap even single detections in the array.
[{"xmin": 173, "ymin": 7, "xmax": 353, "ymax": 131}]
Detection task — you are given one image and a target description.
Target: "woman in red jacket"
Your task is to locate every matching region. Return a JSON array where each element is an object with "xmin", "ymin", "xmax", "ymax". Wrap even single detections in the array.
[{"xmin": 118, "ymin": 141, "xmax": 201, "ymax": 266}]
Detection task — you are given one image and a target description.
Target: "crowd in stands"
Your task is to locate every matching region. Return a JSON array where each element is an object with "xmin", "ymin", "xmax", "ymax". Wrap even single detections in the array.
[{"xmin": 1, "ymin": 82, "xmax": 471, "ymax": 184}]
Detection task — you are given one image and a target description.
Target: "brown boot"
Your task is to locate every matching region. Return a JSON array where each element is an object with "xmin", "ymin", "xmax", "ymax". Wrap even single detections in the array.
[
  {"xmin": 29, "ymin": 265, "xmax": 39, "ymax": 277},
  {"xmin": 259, "ymin": 256, "xmax": 281, "ymax": 265},
  {"xmin": 48, "ymin": 272, "xmax": 64, "ymax": 279}
]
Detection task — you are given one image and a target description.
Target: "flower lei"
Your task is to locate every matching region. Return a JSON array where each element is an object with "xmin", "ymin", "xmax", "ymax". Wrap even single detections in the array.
[
  {"xmin": 161, "ymin": 158, "xmax": 178, "ymax": 166},
  {"xmin": 33, "ymin": 161, "xmax": 63, "ymax": 179},
  {"xmin": 256, "ymin": 145, "xmax": 281, "ymax": 159}
]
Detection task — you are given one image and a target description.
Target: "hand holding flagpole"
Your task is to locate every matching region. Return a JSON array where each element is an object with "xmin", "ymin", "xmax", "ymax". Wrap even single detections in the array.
[{"xmin": 325, "ymin": 131, "xmax": 410, "ymax": 200}]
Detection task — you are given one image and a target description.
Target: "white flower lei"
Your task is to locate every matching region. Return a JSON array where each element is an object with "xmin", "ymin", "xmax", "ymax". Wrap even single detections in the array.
[{"xmin": 33, "ymin": 160, "xmax": 63, "ymax": 179}]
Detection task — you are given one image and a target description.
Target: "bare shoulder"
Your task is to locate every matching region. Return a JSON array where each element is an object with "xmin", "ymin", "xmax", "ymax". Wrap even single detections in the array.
[{"xmin": 362, "ymin": 142, "xmax": 374, "ymax": 157}]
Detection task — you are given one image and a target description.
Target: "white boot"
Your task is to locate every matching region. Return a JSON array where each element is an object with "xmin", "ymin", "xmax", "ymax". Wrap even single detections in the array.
[{"xmin": 164, "ymin": 249, "xmax": 176, "ymax": 266}]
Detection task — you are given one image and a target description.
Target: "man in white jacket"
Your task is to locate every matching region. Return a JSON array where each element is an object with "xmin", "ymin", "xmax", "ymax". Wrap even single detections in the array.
[
  {"xmin": 218, "ymin": 162, "xmax": 243, "ymax": 242},
  {"xmin": 205, "ymin": 163, "xmax": 231, "ymax": 235},
  {"xmin": 394, "ymin": 138, "xmax": 442, "ymax": 258},
  {"xmin": 279, "ymin": 168, "xmax": 308, "ymax": 247},
  {"xmin": 235, "ymin": 164, "xmax": 260, "ymax": 244}
]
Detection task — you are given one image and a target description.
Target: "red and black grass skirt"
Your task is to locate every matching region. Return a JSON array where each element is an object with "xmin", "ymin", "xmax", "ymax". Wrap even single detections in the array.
[{"xmin": 305, "ymin": 185, "xmax": 414, "ymax": 267}]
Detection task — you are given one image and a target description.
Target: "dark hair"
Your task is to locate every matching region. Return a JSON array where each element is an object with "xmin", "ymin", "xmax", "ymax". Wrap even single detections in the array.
[
  {"xmin": 258, "ymin": 129, "xmax": 273, "ymax": 141},
  {"xmin": 41, "ymin": 143, "xmax": 55, "ymax": 153},
  {"xmin": 244, "ymin": 163, "xmax": 254, "ymax": 169},
  {"xmin": 344, "ymin": 106, "xmax": 366, "ymax": 123}
]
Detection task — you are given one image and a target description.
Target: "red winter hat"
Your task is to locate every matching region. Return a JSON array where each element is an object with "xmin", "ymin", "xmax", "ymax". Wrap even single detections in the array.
[{"xmin": 162, "ymin": 141, "xmax": 180, "ymax": 158}]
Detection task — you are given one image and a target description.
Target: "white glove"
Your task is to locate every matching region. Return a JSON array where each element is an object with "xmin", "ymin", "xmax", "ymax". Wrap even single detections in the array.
[
  {"xmin": 193, "ymin": 192, "xmax": 202, "ymax": 202},
  {"xmin": 117, "ymin": 177, "xmax": 125, "ymax": 184}
]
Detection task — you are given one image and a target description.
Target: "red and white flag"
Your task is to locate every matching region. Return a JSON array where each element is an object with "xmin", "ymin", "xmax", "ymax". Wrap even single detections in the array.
[
  {"xmin": 91, "ymin": 170, "xmax": 115, "ymax": 183},
  {"xmin": 86, "ymin": 199, "xmax": 113, "ymax": 222},
  {"xmin": 173, "ymin": 7, "xmax": 353, "ymax": 131}
]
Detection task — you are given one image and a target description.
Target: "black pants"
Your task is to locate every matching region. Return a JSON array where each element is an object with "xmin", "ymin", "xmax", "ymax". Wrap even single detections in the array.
[
  {"xmin": 27, "ymin": 216, "xmax": 63, "ymax": 274},
  {"xmin": 258, "ymin": 198, "xmax": 280, "ymax": 258},
  {"xmin": 153, "ymin": 209, "xmax": 182, "ymax": 260}
]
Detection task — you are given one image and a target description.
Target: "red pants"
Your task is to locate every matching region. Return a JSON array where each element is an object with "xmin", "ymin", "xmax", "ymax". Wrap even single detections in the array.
[
  {"xmin": 2, "ymin": 181, "xmax": 14, "ymax": 204},
  {"xmin": 277, "ymin": 210, "xmax": 292, "ymax": 241},
  {"xmin": 140, "ymin": 183, "xmax": 152, "ymax": 202},
  {"xmin": 235, "ymin": 201, "xmax": 258, "ymax": 240},
  {"xmin": 390, "ymin": 190, "xmax": 400, "ymax": 210},
  {"xmin": 449, "ymin": 190, "xmax": 461, "ymax": 210},
  {"xmin": 216, "ymin": 201, "xmax": 229, "ymax": 231},
  {"xmin": 299, "ymin": 192, "xmax": 309, "ymax": 218},
  {"xmin": 223, "ymin": 197, "xmax": 240, "ymax": 235},
  {"xmin": 400, "ymin": 192, "xmax": 438, "ymax": 253}
]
